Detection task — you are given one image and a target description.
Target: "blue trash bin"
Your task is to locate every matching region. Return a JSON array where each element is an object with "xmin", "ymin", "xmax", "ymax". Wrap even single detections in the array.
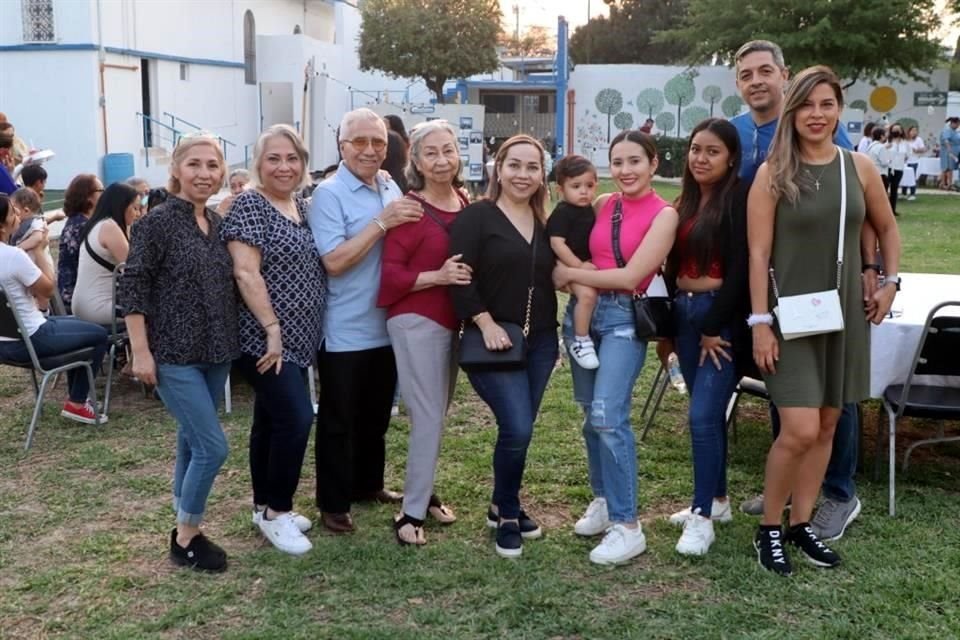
[{"xmin": 102, "ymin": 153, "xmax": 135, "ymax": 186}]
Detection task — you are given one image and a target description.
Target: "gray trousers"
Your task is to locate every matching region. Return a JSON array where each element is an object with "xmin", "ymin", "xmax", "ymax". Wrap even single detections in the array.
[{"xmin": 387, "ymin": 313, "xmax": 458, "ymax": 520}]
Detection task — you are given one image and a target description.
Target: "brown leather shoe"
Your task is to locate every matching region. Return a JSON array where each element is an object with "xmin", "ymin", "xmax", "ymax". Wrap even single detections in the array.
[
  {"xmin": 321, "ymin": 511, "xmax": 355, "ymax": 534},
  {"xmin": 354, "ymin": 489, "xmax": 403, "ymax": 504}
]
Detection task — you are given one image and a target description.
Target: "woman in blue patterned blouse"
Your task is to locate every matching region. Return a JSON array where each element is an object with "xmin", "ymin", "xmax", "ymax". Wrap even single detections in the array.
[{"xmin": 57, "ymin": 174, "xmax": 103, "ymax": 312}]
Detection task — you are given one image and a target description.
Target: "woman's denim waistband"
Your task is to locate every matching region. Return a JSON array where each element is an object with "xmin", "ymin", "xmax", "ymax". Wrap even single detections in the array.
[{"xmin": 674, "ymin": 289, "xmax": 719, "ymax": 300}]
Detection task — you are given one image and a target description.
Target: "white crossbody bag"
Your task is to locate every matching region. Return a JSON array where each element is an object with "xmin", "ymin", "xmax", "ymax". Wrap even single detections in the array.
[{"xmin": 770, "ymin": 148, "xmax": 847, "ymax": 341}]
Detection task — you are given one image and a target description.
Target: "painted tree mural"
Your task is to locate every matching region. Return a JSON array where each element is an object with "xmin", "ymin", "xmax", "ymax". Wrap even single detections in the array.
[
  {"xmin": 614, "ymin": 111, "xmax": 634, "ymax": 131},
  {"xmin": 595, "ymin": 88, "xmax": 624, "ymax": 142},
  {"xmin": 681, "ymin": 105, "xmax": 710, "ymax": 134},
  {"xmin": 849, "ymin": 99, "xmax": 868, "ymax": 112},
  {"xmin": 702, "ymin": 85, "xmax": 723, "ymax": 117},
  {"xmin": 636, "ymin": 88, "xmax": 665, "ymax": 119},
  {"xmin": 721, "ymin": 94, "xmax": 744, "ymax": 118},
  {"xmin": 664, "ymin": 72, "xmax": 696, "ymax": 137},
  {"xmin": 655, "ymin": 112, "xmax": 676, "ymax": 136}
]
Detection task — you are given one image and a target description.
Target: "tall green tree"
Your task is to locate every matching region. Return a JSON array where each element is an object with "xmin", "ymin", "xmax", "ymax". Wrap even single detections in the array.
[
  {"xmin": 569, "ymin": 0, "xmax": 688, "ymax": 65},
  {"xmin": 358, "ymin": 0, "xmax": 501, "ymax": 103},
  {"xmin": 658, "ymin": 0, "xmax": 946, "ymax": 88}
]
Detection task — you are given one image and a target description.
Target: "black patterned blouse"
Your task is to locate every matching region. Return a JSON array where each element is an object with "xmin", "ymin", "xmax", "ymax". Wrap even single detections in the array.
[
  {"xmin": 120, "ymin": 196, "xmax": 240, "ymax": 365},
  {"xmin": 219, "ymin": 190, "xmax": 326, "ymax": 368}
]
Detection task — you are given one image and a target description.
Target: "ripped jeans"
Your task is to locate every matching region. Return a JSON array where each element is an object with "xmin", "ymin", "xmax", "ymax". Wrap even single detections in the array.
[{"xmin": 563, "ymin": 293, "xmax": 648, "ymax": 523}]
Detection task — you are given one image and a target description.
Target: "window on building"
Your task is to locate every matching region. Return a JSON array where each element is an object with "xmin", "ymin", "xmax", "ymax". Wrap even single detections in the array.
[
  {"xmin": 22, "ymin": 0, "xmax": 55, "ymax": 43},
  {"xmin": 523, "ymin": 94, "xmax": 551, "ymax": 114},
  {"xmin": 179, "ymin": 63, "xmax": 190, "ymax": 81},
  {"xmin": 243, "ymin": 10, "xmax": 256, "ymax": 85},
  {"xmin": 481, "ymin": 94, "xmax": 516, "ymax": 114}
]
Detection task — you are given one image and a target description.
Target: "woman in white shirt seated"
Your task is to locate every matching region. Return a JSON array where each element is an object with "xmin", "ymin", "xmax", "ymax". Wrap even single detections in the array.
[
  {"xmin": 73, "ymin": 183, "xmax": 142, "ymax": 326},
  {"xmin": 0, "ymin": 194, "xmax": 109, "ymax": 424}
]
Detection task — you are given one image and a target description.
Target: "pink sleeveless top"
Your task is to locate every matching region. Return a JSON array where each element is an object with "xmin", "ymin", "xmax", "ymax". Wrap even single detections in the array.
[{"xmin": 589, "ymin": 190, "xmax": 670, "ymax": 294}]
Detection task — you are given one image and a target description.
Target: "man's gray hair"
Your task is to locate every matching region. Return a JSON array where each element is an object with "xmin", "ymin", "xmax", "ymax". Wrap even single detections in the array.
[
  {"xmin": 339, "ymin": 108, "xmax": 386, "ymax": 142},
  {"xmin": 734, "ymin": 40, "xmax": 786, "ymax": 70}
]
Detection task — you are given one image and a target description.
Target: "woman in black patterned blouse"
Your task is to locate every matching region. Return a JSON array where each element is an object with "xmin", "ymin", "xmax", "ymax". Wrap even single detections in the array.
[
  {"xmin": 221, "ymin": 124, "xmax": 326, "ymax": 556},
  {"xmin": 121, "ymin": 133, "xmax": 239, "ymax": 573}
]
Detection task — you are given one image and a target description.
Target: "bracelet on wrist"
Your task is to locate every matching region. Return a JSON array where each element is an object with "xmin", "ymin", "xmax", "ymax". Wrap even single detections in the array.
[
  {"xmin": 747, "ymin": 313, "xmax": 774, "ymax": 327},
  {"xmin": 372, "ymin": 217, "xmax": 387, "ymax": 234},
  {"xmin": 262, "ymin": 319, "xmax": 280, "ymax": 330}
]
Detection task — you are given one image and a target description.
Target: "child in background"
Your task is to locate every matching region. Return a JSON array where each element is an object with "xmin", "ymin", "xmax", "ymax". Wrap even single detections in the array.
[
  {"xmin": 9, "ymin": 187, "xmax": 53, "ymax": 270},
  {"xmin": 547, "ymin": 155, "xmax": 600, "ymax": 369}
]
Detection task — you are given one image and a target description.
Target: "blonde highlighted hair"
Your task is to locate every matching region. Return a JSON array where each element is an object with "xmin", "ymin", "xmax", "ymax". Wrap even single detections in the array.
[
  {"xmin": 766, "ymin": 65, "xmax": 844, "ymax": 205},
  {"xmin": 485, "ymin": 135, "xmax": 548, "ymax": 224},
  {"xmin": 250, "ymin": 124, "xmax": 311, "ymax": 191},
  {"xmin": 167, "ymin": 133, "xmax": 226, "ymax": 195}
]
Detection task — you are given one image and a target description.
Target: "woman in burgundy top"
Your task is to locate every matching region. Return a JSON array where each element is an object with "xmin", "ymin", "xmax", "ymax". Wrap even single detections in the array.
[
  {"xmin": 377, "ymin": 120, "xmax": 471, "ymax": 545},
  {"xmin": 663, "ymin": 118, "xmax": 749, "ymax": 557}
]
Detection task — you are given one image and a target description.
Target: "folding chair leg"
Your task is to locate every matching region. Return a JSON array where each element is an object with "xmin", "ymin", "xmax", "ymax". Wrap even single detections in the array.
[
  {"xmin": 640, "ymin": 373, "xmax": 670, "ymax": 442},
  {"xmin": 24, "ymin": 372, "xmax": 55, "ymax": 451},
  {"xmin": 307, "ymin": 364, "xmax": 317, "ymax": 415},
  {"xmin": 103, "ymin": 343, "xmax": 117, "ymax": 415},
  {"xmin": 888, "ymin": 410, "xmax": 897, "ymax": 517},
  {"xmin": 639, "ymin": 365, "xmax": 665, "ymax": 422},
  {"xmin": 223, "ymin": 374, "xmax": 232, "ymax": 414},
  {"xmin": 725, "ymin": 392, "xmax": 742, "ymax": 444},
  {"xmin": 873, "ymin": 404, "xmax": 884, "ymax": 482},
  {"xmin": 85, "ymin": 363, "xmax": 102, "ymax": 426}
]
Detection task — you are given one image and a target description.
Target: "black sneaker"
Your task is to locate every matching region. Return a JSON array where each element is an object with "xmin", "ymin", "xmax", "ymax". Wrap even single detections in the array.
[
  {"xmin": 495, "ymin": 520, "xmax": 523, "ymax": 558},
  {"xmin": 786, "ymin": 522, "xmax": 841, "ymax": 568},
  {"xmin": 486, "ymin": 507, "xmax": 542, "ymax": 539},
  {"xmin": 754, "ymin": 525, "xmax": 792, "ymax": 577},
  {"xmin": 169, "ymin": 528, "xmax": 228, "ymax": 572}
]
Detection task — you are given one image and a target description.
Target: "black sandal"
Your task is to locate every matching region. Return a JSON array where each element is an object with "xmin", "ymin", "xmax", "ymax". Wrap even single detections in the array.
[
  {"xmin": 393, "ymin": 513, "xmax": 425, "ymax": 546},
  {"xmin": 427, "ymin": 494, "xmax": 457, "ymax": 524}
]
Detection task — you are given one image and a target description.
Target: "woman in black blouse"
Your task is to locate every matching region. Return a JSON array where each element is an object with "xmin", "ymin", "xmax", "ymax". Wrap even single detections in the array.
[
  {"xmin": 221, "ymin": 124, "xmax": 325, "ymax": 556},
  {"xmin": 662, "ymin": 118, "xmax": 749, "ymax": 557},
  {"xmin": 121, "ymin": 134, "xmax": 239, "ymax": 573},
  {"xmin": 448, "ymin": 135, "xmax": 558, "ymax": 559}
]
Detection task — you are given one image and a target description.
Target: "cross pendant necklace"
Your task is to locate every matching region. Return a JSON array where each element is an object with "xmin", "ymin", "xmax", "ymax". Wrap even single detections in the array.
[{"xmin": 808, "ymin": 164, "xmax": 830, "ymax": 192}]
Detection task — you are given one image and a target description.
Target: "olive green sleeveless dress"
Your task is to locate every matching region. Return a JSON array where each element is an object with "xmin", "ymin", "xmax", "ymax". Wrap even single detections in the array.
[{"xmin": 764, "ymin": 149, "xmax": 870, "ymax": 408}]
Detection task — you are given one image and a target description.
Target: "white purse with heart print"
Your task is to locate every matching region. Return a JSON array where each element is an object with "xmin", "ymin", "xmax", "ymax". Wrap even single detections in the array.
[{"xmin": 771, "ymin": 148, "xmax": 848, "ymax": 341}]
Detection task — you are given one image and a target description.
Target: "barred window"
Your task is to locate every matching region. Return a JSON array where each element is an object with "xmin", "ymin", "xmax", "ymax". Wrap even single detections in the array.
[{"xmin": 22, "ymin": 0, "xmax": 55, "ymax": 43}]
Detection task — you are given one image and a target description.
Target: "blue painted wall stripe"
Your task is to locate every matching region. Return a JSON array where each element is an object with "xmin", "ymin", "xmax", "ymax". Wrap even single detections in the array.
[{"xmin": 0, "ymin": 43, "xmax": 244, "ymax": 68}]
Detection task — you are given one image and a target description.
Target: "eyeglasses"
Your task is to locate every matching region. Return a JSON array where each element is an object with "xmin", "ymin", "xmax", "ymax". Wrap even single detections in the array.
[{"xmin": 341, "ymin": 137, "xmax": 387, "ymax": 152}]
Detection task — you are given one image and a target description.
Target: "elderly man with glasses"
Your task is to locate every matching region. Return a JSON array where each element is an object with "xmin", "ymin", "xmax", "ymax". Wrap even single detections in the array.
[
  {"xmin": 730, "ymin": 41, "xmax": 876, "ymax": 544},
  {"xmin": 306, "ymin": 107, "xmax": 423, "ymax": 534}
]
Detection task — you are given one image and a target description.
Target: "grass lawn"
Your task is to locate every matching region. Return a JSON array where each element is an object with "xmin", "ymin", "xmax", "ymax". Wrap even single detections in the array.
[{"xmin": 0, "ymin": 181, "xmax": 958, "ymax": 639}]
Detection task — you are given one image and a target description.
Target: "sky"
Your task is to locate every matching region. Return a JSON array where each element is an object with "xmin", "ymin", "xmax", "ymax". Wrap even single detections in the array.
[{"xmin": 498, "ymin": 0, "xmax": 609, "ymax": 36}]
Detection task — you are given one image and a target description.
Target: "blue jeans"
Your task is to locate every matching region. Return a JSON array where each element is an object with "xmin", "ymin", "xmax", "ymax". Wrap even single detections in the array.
[
  {"xmin": 236, "ymin": 355, "xmax": 313, "ymax": 513},
  {"xmin": 465, "ymin": 330, "xmax": 558, "ymax": 520},
  {"xmin": 770, "ymin": 402, "xmax": 858, "ymax": 502},
  {"xmin": 0, "ymin": 317, "xmax": 108, "ymax": 402},
  {"xmin": 674, "ymin": 291, "xmax": 739, "ymax": 517},
  {"xmin": 564, "ymin": 294, "xmax": 647, "ymax": 523},
  {"xmin": 156, "ymin": 362, "xmax": 232, "ymax": 526}
]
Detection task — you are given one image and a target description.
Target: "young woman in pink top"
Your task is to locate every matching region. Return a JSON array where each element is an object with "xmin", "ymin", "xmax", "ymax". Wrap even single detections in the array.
[{"xmin": 553, "ymin": 130, "xmax": 678, "ymax": 565}]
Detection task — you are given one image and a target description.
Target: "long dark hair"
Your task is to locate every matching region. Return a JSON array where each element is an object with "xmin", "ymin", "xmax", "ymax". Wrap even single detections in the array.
[
  {"xmin": 80, "ymin": 182, "xmax": 138, "ymax": 242},
  {"xmin": 383, "ymin": 130, "xmax": 410, "ymax": 193},
  {"xmin": 671, "ymin": 118, "xmax": 741, "ymax": 276}
]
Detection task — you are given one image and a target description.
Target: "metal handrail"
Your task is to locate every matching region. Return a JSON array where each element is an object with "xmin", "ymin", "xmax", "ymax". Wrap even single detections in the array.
[
  {"xmin": 161, "ymin": 111, "xmax": 236, "ymax": 151},
  {"xmin": 135, "ymin": 113, "xmax": 183, "ymax": 167}
]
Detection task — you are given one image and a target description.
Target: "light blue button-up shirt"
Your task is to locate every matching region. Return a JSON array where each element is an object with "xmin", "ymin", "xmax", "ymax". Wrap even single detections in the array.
[{"xmin": 307, "ymin": 162, "xmax": 402, "ymax": 352}]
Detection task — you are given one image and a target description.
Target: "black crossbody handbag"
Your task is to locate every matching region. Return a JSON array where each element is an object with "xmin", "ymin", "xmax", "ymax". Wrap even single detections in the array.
[
  {"xmin": 457, "ymin": 225, "xmax": 538, "ymax": 371},
  {"xmin": 611, "ymin": 196, "xmax": 674, "ymax": 340}
]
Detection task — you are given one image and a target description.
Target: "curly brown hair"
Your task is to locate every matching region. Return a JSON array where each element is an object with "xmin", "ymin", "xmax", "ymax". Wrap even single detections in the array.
[{"xmin": 63, "ymin": 173, "xmax": 102, "ymax": 217}]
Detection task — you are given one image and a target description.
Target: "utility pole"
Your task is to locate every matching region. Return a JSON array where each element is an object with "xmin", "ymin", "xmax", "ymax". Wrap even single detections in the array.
[
  {"xmin": 512, "ymin": 4, "xmax": 520, "ymax": 43},
  {"xmin": 586, "ymin": 0, "xmax": 591, "ymax": 64}
]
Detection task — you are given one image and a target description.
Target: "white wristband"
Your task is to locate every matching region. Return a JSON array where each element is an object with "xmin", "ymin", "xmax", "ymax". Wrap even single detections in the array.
[{"xmin": 747, "ymin": 313, "xmax": 774, "ymax": 327}]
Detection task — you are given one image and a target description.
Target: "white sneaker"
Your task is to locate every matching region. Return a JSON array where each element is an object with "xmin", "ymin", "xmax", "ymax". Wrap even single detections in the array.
[
  {"xmin": 907, "ymin": 195, "xmax": 916, "ymax": 201},
  {"xmin": 675, "ymin": 510, "xmax": 715, "ymax": 556},
  {"xmin": 258, "ymin": 512, "xmax": 313, "ymax": 555},
  {"xmin": 252, "ymin": 507, "xmax": 312, "ymax": 533},
  {"xmin": 568, "ymin": 337, "xmax": 600, "ymax": 369},
  {"xmin": 668, "ymin": 499, "xmax": 733, "ymax": 526},
  {"xmin": 589, "ymin": 522, "xmax": 647, "ymax": 565},
  {"xmin": 574, "ymin": 497, "xmax": 611, "ymax": 536}
]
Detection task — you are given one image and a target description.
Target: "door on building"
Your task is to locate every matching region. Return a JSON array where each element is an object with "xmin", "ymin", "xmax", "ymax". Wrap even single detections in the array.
[
  {"xmin": 259, "ymin": 82, "xmax": 294, "ymax": 130},
  {"xmin": 140, "ymin": 58, "xmax": 152, "ymax": 147}
]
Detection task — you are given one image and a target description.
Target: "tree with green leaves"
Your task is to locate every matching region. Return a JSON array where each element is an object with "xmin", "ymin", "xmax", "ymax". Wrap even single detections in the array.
[
  {"xmin": 636, "ymin": 88, "xmax": 666, "ymax": 119},
  {"xmin": 655, "ymin": 112, "xmax": 676, "ymax": 135},
  {"xmin": 721, "ymin": 94, "xmax": 744, "ymax": 117},
  {"xmin": 658, "ymin": 0, "xmax": 946, "ymax": 88},
  {"xmin": 569, "ymin": 0, "xmax": 688, "ymax": 65},
  {"xmin": 849, "ymin": 99, "xmax": 868, "ymax": 112},
  {"xmin": 664, "ymin": 72, "xmax": 696, "ymax": 137},
  {"xmin": 614, "ymin": 111, "xmax": 634, "ymax": 131},
  {"xmin": 681, "ymin": 105, "xmax": 710, "ymax": 134},
  {"xmin": 358, "ymin": 0, "xmax": 501, "ymax": 103},
  {"xmin": 702, "ymin": 86, "xmax": 723, "ymax": 116},
  {"xmin": 596, "ymin": 89, "xmax": 625, "ymax": 142}
]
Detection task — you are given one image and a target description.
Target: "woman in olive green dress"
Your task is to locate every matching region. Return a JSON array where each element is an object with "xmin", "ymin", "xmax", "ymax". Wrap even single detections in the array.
[{"xmin": 747, "ymin": 66, "xmax": 901, "ymax": 576}]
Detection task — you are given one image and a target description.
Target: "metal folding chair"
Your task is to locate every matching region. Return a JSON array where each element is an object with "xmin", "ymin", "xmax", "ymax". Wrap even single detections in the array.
[
  {"xmin": 724, "ymin": 376, "xmax": 770, "ymax": 443},
  {"xmin": 874, "ymin": 301, "xmax": 960, "ymax": 516},
  {"xmin": 102, "ymin": 262, "xmax": 129, "ymax": 415},
  {"xmin": 0, "ymin": 285, "xmax": 102, "ymax": 451},
  {"xmin": 638, "ymin": 363, "xmax": 670, "ymax": 441}
]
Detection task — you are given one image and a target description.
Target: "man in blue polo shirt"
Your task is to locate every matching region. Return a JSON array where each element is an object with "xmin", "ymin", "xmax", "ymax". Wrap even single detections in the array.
[
  {"xmin": 307, "ymin": 107, "xmax": 423, "ymax": 534},
  {"xmin": 731, "ymin": 40, "xmax": 864, "ymax": 543}
]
